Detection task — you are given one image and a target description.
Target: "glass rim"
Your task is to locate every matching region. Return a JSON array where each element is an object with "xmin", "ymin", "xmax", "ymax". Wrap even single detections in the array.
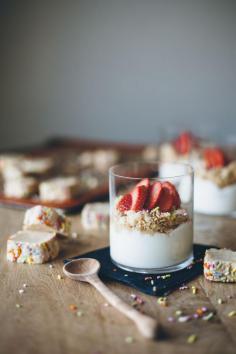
[{"xmin": 109, "ymin": 160, "xmax": 194, "ymax": 180}]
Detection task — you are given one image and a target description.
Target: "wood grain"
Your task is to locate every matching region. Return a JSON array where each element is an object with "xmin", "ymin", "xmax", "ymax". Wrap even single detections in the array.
[{"xmin": 0, "ymin": 207, "xmax": 236, "ymax": 354}]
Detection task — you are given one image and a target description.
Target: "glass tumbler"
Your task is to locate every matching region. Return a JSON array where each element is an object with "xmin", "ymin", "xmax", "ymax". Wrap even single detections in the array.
[{"xmin": 109, "ymin": 161, "xmax": 194, "ymax": 273}]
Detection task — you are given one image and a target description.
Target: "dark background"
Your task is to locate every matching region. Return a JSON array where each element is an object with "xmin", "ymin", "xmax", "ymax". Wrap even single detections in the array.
[{"xmin": 1, "ymin": 0, "xmax": 236, "ymax": 149}]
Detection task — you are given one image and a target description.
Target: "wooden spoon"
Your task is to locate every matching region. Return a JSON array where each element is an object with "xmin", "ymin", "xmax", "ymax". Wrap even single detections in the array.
[{"xmin": 63, "ymin": 258, "xmax": 159, "ymax": 339}]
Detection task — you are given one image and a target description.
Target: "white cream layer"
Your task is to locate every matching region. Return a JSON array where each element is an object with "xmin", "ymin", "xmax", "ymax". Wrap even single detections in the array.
[
  {"xmin": 194, "ymin": 177, "xmax": 236, "ymax": 215},
  {"xmin": 110, "ymin": 221, "xmax": 193, "ymax": 269}
]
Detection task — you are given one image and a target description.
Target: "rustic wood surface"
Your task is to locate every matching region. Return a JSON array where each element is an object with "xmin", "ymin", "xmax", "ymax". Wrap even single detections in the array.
[{"xmin": 0, "ymin": 206, "xmax": 236, "ymax": 354}]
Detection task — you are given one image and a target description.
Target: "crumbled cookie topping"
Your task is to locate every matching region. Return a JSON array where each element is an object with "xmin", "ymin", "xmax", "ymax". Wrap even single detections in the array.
[
  {"xmin": 196, "ymin": 161, "xmax": 236, "ymax": 188},
  {"xmin": 113, "ymin": 207, "xmax": 189, "ymax": 234}
]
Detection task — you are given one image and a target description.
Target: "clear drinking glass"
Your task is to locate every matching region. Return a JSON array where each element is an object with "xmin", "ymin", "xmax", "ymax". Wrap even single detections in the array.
[{"xmin": 109, "ymin": 161, "xmax": 194, "ymax": 273}]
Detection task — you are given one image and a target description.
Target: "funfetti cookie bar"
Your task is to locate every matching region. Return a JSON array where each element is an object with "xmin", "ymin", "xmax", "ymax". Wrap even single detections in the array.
[
  {"xmin": 204, "ymin": 248, "xmax": 236, "ymax": 282},
  {"xmin": 23, "ymin": 205, "xmax": 71, "ymax": 236},
  {"xmin": 7, "ymin": 230, "xmax": 59, "ymax": 264},
  {"xmin": 39, "ymin": 176, "xmax": 80, "ymax": 201},
  {"xmin": 81, "ymin": 202, "xmax": 109, "ymax": 231}
]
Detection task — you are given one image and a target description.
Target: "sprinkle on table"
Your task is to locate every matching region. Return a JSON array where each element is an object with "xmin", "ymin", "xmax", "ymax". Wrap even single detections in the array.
[
  {"xmin": 191, "ymin": 286, "xmax": 197, "ymax": 295},
  {"xmin": 178, "ymin": 315, "xmax": 191, "ymax": 323},
  {"xmin": 161, "ymin": 274, "xmax": 171, "ymax": 280},
  {"xmin": 157, "ymin": 297, "xmax": 168, "ymax": 307},
  {"xmin": 217, "ymin": 298, "xmax": 223, "ymax": 305},
  {"xmin": 167, "ymin": 316, "xmax": 175, "ymax": 322},
  {"xmin": 179, "ymin": 285, "xmax": 189, "ymax": 290},
  {"xmin": 175, "ymin": 310, "xmax": 182, "ymax": 316},
  {"xmin": 16, "ymin": 304, "xmax": 22, "ymax": 308},
  {"xmin": 57, "ymin": 274, "xmax": 63, "ymax": 280},
  {"xmin": 202, "ymin": 312, "xmax": 214, "ymax": 321},
  {"xmin": 77, "ymin": 310, "xmax": 83, "ymax": 317},
  {"xmin": 187, "ymin": 334, "xmax": 197, "ymax": 344},
  {"xmin": 151, "ymin": 280, "xmax": 154, "ymax": 285},
  {"xmin": 228, "ymin": 310, "xmax": 236, "ymax": 317},
  {"xmin": 69, "ymin": 304, "xmax": 78, "ymax": 311},
  {"xmin": 125, "ymin": 336, "xmax": 134, "ymax": 343},
  {"xmin": 49, "ymin": 264, "xmax": 54, "ymax": 269},
  {"xmin": 152, "ymin": 286, "xmax": 157, "ymax": 292},
  {"xmin": 23, "ymin": 283, "xmax": 27, "ymax": 288},
  {"xmin": 18, "ymin": 289, "xmax": 24, "ymax": 295}
]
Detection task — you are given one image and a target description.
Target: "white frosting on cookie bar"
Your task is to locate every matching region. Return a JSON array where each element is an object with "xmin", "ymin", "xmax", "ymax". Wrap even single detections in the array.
[
  {"xmin": 23, "ymin": 205, "xmax": 71, "ymax": 236},
  {"xmin": 7, "ymin": 230, "xmax": 59, "ymax": 264}
]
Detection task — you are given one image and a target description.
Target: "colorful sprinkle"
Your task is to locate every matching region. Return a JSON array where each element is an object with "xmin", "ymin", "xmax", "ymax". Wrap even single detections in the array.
[
  {"xmin": 228, "ymin": 310, "xmax": 236, "ymax": 317},
  {"xmin": 167, "ymin": 316, "xmax": 175, "ymax": 322},
  {"xmin": 125, "ymin": 336, "xmax": 134, "ymax": 343},
  {"xmin": 16, "ymin": 303, "xmax": 22, "ymax": 308},
  {"xmin": 157, "ymin": 297, "xmax": 168, "ymax": 307},
  {"xmin": 178, "ymin": 315, "xmax": 191, "ymax": 322},
  {"xmin": 76, "ymin": 311, "xmax": 83, "ymax": 317},
  {"xmin": 18, "ymin": 289, "xmax": 24, "ymax": 295},
  {"xmin": 175, "ymin": 310, "xmax": 183, "ymax": 316},
  {"xmin": 217, "ymin": 298, "xmax": 223, "ymax": 305},
  {"xmin": 202, "ymin": 312, "xmax": 214, "ymax": 321},
  {"xmin": 187, "ymin": 334, "xmax": 197, "ymax": 344},
  {"xmin": 57, "ymin": 274, "xmax": 63, "ymax": 280},
  {"xmin": 69, "ymin": 304, "xmax": 78, "ymax": 311},
  {"xmin": 191, "ymin": 286, "xmax": 197, "ymax": 294}
]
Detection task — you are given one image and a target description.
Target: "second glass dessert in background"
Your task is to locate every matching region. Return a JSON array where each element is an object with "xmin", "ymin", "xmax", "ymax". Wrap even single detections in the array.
[{"xmin": 109, "ymin": 161, "xmax": 194, "ymax": 273}]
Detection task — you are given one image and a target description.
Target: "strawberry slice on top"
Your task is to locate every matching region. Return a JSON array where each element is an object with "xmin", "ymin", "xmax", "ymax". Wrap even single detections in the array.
[
  {"xmin": 145, "ymin": 181, "xmax": 162, "ymax": 210},
  {"xmin": 204, "ymin": 147, "xmax": 226, "ymax": 169},
  {"xmin": 173, "ymin": 131, "xmax": 197, "ymax": 155},
  {"xmin": 162, "ymin": 181, "xmax": 181, "ymax": 209},
  {"xmin": 158, "ymin": 184, "xmax": 174, "ymax": 212},
  {"xmin": 136, "ymin": 178, "xmax": 151, "ymax": 189},
  {"xmin": 130, "ymin": 185, "xmax": 148, "ymax": 211},
  {"xmin": 116, "ymin": 193, "xmax": 132, "ymax": 212}
]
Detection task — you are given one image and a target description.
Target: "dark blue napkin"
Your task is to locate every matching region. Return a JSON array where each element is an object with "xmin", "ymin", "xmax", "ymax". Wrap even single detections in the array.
[{"xmin": 64, "ymin": 244, "xmax": 213, "ymax": 296}]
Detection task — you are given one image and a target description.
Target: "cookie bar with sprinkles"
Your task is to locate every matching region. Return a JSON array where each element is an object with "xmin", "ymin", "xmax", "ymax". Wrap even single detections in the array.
[
  {"xmin": 23, "ymin": 205, "xmax": 71, "ymax": 236},
  {"xmin": 7, "ymin": 230, "xmax": 59, "ymax": 264},
  {"xmin": 81, "ymin": 202, "xmax": 109, "ymax": 231},
  {"xmin": 39, "ymin": 176, "xmax": 80, "ymax": 201},
  {"xmin": 3, "ymin": 177, "xmax": 38, "ymax": 198},
  {"xmin": 204, "ymin": 248, "xmax": 236, "ymax": 282}
]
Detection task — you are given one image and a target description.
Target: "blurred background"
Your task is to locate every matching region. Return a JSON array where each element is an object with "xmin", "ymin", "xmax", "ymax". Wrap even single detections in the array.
[{"xmin": 1, "ymin": 0, "xmax": 236, "ymax": 149}]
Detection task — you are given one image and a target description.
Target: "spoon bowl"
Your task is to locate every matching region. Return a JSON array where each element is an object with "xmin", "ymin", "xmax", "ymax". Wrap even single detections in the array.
[{"xmin": 63, "ymin": 258, "xmax": 100, "ymax": 282}]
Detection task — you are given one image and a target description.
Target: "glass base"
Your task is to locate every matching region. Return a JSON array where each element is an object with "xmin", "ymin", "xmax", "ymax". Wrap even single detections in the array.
[{"xmin": 111, "ymin": 254, "xmax": 193, "ymax": 274}]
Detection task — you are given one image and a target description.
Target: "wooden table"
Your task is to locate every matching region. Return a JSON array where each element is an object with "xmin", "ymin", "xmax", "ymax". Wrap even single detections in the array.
[{"xmin": 1, "ymin": 206, "xmax": 236, "ymax": 354}]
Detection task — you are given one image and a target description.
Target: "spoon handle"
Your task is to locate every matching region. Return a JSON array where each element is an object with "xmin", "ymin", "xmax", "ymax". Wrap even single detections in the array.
[{"xmin": 88, "ymin": 275, "xmax": 158, "ymax": 339}]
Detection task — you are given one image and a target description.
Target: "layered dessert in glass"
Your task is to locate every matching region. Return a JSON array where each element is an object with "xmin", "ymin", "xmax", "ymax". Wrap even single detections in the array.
[
  {"xmin": 194, "ymin": 147, "xmax": 236, "ymax": 215},
  {"xmin": 109, "ymin": 162, "xmax": 193, "ymax": 273}
]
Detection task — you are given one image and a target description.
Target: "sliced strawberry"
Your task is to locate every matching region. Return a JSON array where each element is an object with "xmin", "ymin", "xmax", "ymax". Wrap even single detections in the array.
[
  {"xmin": 136, "ymin": 178, "xmax": 150, "ymax": 189},
  {"xmin": 162, "ymin": 181, "xmax": 181, "ymax": 209},
  {"xmin": 145, "ymin": 181, "xmax": 162, "ymax": 210},
  {"xmin": 130, "ymin": 185, "xmax": 148, "ymax": 211},
  {"xmin": 158, "ymin": 185, "xmax": 174, "ymax": 212},
  {"xmin": 204, "ymin": 148, "xmax": 226, "ymax": 169},
  {"xmin": 173, "ymin": 131, "xmax": 197, "ymax": 155},
  {"xmin": 116, "ymin": 193, "xmax": 132, "ymax": 212}
]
